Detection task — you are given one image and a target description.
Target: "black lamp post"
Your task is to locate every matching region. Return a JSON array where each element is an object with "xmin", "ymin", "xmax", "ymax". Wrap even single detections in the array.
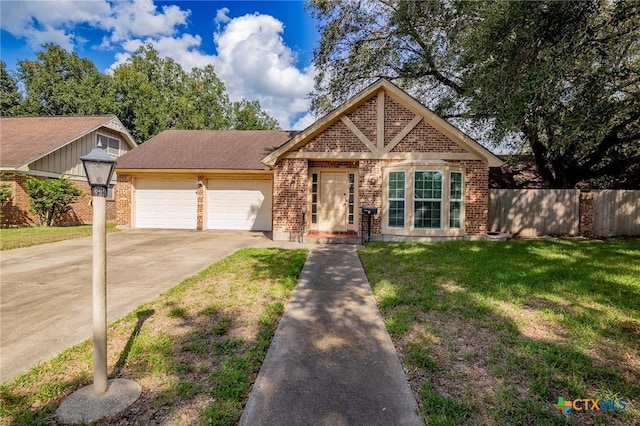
[{"xmin": 80, "ymin": 146, "xmax": 116, "ymax": 394}]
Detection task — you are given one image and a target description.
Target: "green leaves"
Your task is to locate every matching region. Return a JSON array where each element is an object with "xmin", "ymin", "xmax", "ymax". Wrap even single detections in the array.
[
  {"xmin": 310, "ymin": 0, "xmax": 640, "ymax": 188},
  {"xmin": 6, "ymin": 43, "xmax": 280, "ymax": 144},
  {"xmin": 24, "ymin": 176, "xmax": 82, "ymax": 226}
]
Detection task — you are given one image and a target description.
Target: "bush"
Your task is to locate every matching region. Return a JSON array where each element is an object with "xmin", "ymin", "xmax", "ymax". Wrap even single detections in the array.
[
  {"xmin": 0, "ymin": 183, "xmax": 11, "ymax": 203},
  {"xmin": 25, "ymin": 176, "xmax": 82, "ymax": 226}
]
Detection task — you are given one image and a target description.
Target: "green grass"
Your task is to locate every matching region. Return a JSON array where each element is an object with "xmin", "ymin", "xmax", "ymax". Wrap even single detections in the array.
[
  {"xmin": 359, "ymin": 239, "xmax": 640, "ymax": 425},
  {"xmin": 0, "ymin": 223, "xmax": 118, "ymax": 250},
  {"xmin": 0, "ymin": 247, "xmax": 308, "ymax": 425}
]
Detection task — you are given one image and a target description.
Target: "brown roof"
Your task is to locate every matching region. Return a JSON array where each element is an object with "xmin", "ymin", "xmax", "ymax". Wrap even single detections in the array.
[
  {"xmin": 1, "ymin": 115, "xmax": 124, "ymax": 168},
  {"xmin": 116, "ymin": 130, "xmax": 297, "ymax": 171}
]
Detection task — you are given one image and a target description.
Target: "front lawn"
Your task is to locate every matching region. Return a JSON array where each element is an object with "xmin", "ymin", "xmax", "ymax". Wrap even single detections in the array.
[
  {"xmin": 0, "ymin": 223, "xmax": 118, "ymax": 250},
  {"xmin": 0, "ymin": 247, "xmax": 308, "ymax": 425},
  {"xmin": 359, "ymin": 239, "xmax": 639, "ymax": 425}
]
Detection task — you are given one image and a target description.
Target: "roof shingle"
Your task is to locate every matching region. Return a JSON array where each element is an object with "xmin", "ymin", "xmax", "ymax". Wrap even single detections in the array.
[
  {"xmin": 116, "ymin": 130, "xmax": 296, "ymax": 170},
  {"xmin": 0, "ymin": 115, "xmax": 118, "ymax": 168}
]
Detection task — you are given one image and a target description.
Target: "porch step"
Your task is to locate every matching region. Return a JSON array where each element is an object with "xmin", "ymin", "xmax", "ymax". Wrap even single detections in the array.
[{"xmin": 302, "ymin": 231, "xmax": 362, "ymax": 245}]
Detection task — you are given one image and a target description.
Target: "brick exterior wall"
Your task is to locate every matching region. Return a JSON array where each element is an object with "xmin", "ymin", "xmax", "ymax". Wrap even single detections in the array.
[
  {"xmin": 308, "ymin": 160, "xmax": 358, "ymax": 169},
  {"xmin": 0, "ymin": 174, "xmax": 114, "ymax": 226},
  {"xmin": 296, "ymin": 120, "xmax": 369, "ymax": 152},
  {"xmin": 384, "ymin": 94, "xmax": 415, "ymax": 145},
  {"xmin": 579, "ymin": 191, "xmax": 594, "ymax": 237},
  {"xmin": 358, "ymin": 159, "xmax": 386, "ymax": 234},
  {"xmin": 116, "ymin": 174, "xmax": 132, "ymax": 227},
  {"xmin": 391, "ymin": 121, "xmax": 469, "ymax": 153},
  {"xmin": 275, "ymin": 90, "xmax": 492, "ymax": 239},
  {"xmin": 273, "ymin": 159, "xmax": 308, "ymax": 239},
  {"xmin": 197, "ymin": 175, "xmax": 204, "ymax": 230},
  {"xmin": 459, "ymin": 160, "xmax": 489, "ymax": 236},
  {"xmin": 346, "ymin": 96, "xmax": 378, "ymax": 144}
]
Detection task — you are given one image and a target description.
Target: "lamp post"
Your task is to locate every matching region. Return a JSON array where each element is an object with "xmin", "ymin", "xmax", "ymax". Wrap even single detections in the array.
[
  {"xmin": 56, "ymin": 146, "xmax": 140, "ymax": 424},
  {"xmin": 80, "ymin": 146, "xmax": 116, "ymax": 394}
]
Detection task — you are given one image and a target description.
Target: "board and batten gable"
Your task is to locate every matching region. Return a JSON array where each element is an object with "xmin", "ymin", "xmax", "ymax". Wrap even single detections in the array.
[
  {"xmin": 0, "ymin": 115, "xmax": 137, "ymax": 226},
  {"xmin": 30, "ymin": 127, "xmax": 131, "ymax": 181},
  {"xmin": 263, "ymin": 78, "xmax": 503, "ymax": 241}
]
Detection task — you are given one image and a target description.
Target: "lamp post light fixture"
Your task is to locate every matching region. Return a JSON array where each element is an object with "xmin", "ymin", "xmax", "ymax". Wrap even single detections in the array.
[
  {"xmin": 56, "ymin": 146, "xmax": 140, "ymax": 424},
  {"xmin": 80, "ymin": 145, "xmax": 116, "ymax": 394}
]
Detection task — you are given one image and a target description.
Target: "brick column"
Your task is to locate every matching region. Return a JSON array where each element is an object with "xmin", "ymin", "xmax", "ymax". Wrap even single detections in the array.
[
  {"xmin": 461, "ymin": 160, "xmax": 489, "ymax": 237},
  {"xmin": 196, "ymin": 175, "xmax": 204, "ymax": 230},
  {"xmin": 579, "ymin": 191, "xmax": 594, "ymax": 237},
  {"xmin": 272, "ymin": 159, "xmax": 308, "ymax": 241},
  {"xmin": 116, "ymin": 175, "xmax": 132, "ymax": 227}
]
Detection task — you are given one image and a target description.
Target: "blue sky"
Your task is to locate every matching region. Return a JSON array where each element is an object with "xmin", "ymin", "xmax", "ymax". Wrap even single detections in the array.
[{"xmin": 0, "ymin": 0, "xmax": 321, "ymax": 129}]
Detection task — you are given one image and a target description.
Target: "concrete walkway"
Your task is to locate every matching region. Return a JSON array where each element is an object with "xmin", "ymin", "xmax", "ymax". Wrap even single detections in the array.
[{"xmin": 239, "ymin": 245, "xmax": 423, "ymax": 426}]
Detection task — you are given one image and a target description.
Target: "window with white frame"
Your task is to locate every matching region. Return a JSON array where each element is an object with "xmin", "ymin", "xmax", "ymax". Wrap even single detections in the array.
[
  {"xmin": 383, "ymin": 162, "xmax": 465, "ymax": 235},
  {"xmin": 388, "ymin": 171, "xmax": 405, "ymax": 228},
  {"xmin": 97, "ymin": 134, "xmax": 120, "ymax": 156},
  {"xmin": 414, "ymin": 171, "xmax": 442, "ymax": 229},
  {"xmin": 449, "ymin": 171, "xmax": 463, "ymax": 228}
]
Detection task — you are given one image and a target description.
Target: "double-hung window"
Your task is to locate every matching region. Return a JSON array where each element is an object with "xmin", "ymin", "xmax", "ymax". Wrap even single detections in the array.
[
  {"xmin": 97, "ymin": 134, "xmax": 120, "ymax": 156},
  {"xmin": 414, "ymin": 171, "xmax": 442, "ymax": 229},
  {"xmin": 384, "ymin": 162, "xmax": 465, "ymax": 235},
  {"xmin": 449, "ymin": 171, "xmax": 463, "ymax": 228},
  {"xmin": 388, "ymin": 171, "xmax": 405, "ymax": 228}
]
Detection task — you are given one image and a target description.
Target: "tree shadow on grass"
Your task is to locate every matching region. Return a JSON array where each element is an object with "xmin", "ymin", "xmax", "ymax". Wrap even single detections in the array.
[
  {"xmin": 0, "ymin": 248, "xmax": 307, "ymax": 426},
  {"xmin": 359, "ymin": 240, "xmax": 639, "ymax": 425}
]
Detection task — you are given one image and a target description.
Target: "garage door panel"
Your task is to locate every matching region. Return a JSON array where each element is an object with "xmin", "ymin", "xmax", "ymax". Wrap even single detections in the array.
[
  {"xmin": 207, "ymin": 180, "xmax": 272, "ymax": 231},
  {"xmin": 135, "ymin": 179, "xmax": 197, "ymax": 229}
]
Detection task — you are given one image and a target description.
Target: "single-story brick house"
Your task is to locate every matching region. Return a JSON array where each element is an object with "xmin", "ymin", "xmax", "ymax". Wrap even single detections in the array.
[
  {"xmin": 116, "ymin": 79, "xmax": 503, "ymax": 241},
  {"xmin": 0, "ymin": 115, "xmax": 136, "ymax": 225}
]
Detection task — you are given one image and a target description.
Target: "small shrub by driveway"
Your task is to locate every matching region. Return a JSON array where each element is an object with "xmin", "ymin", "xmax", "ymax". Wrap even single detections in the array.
[
  {"xmin": 0, "ymin": 247, "xmax": 307, "ymax": 425},
  {"xmin": 359, "ymin": 239, "xmax": 639, "ymax": 425}
]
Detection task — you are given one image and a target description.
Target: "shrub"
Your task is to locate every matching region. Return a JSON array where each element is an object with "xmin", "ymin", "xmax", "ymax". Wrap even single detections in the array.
[{"xmin": 25, "ymin": 176, "xmax": 82, "ymax": 226}]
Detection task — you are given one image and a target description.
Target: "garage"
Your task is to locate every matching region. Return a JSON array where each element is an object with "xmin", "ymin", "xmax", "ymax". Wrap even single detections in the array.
[
  {"xmin": 135, "ymin": 178, "xmax": 198, "ymax": 229},
  {"xmin": 207, "ymin": 179, "xmax": 272, "ymax": 231}
]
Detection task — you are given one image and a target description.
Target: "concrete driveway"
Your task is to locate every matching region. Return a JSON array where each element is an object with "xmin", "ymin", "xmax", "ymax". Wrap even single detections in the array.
[{"xmin": 0, "ymin": 229, "xmax": 297, "ymax": 382}]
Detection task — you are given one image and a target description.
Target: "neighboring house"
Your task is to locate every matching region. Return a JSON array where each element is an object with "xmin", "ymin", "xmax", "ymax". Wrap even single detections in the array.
[
  {"xmin": 116, "ymin": 79, "xmax": 503, "ymax": 241},
  {"xmin": 0, "ymin": 115, "xmax": 137, "ymax": 226}
]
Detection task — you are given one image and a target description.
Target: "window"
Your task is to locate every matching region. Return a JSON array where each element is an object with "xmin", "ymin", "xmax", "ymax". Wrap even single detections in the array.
[
  {"xmin": 97, "ymin": 134, "xmax": 120, "ymax": 156},
  {"xmin": 107, "ymin": 185, "xmax": 115, "ymax": 201},
  {"xmin": 414, "ymin": 171, "xmax": 442, "ymax": 229},
  {"xmin": 388, "ymin": 171, "xmax": 405, "ymax": 228},
  {"xmin": 348, "ymin": 173, "xmax": 355, "ymax": 225},
  {"xmin": 383, "ymin": 162, "xmax": 465, "ymax": 236},
  {"xmin": 311, "ymin": 173, "xmax": 318, "ymax": 224},
  {"xmin": 449, "ymin": 172, "xmax": 463, "ymax": 228}
]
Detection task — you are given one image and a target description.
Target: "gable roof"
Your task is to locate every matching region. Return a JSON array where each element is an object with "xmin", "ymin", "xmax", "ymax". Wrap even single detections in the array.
[
  {"xmin": 262, "ymin": 78, "xmax": 503, "ymax": 167},
  {"xmin": 116, "ymin": 130, "xmax": 298, "ymax": 171},
  {"xmin": 0, "ymin": 115, "xmax": 136, "ymax": 169}
]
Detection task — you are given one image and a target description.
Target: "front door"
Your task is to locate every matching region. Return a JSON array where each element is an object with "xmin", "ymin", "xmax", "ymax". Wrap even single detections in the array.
[
  {"xmin": 318, "ymin": 172, "xmax": 348, "ymax": 231},
  {"xmin": 309, "ymin": 171, "xmax": 357, "ymax": 233}
]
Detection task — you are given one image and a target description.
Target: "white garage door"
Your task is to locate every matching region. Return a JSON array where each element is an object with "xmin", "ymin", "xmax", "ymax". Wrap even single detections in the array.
[
  {"xmin": 135, "ymin": 178, "xmax": 197, "ymax": 229},
  {"xmin": 207, "ymin": 179, "xmax": 272, "ymax": 231}
]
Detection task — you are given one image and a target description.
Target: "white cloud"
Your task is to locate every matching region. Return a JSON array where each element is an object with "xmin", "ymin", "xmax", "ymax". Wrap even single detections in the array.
[
  {"xmin": 0, "ymin": 0, "xmax": 189, "ymax": 50},
  {"xmin": 215, "ymin": 7, "xmax": 231, "ymax": 28},
  {"xmin": 1, "ymin": 1, "xmax": 316, "ymax": 129},
  {"xmin": 102, "ymin": 0, "xmax": 189, "ymax": 43},
  {"xmin": 212, "ymin": 12, "xmax": 316, "ymax": 129},
  {"xmin": 0, "ymin": 0, "xmax": 110, "ymax": 49}
]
